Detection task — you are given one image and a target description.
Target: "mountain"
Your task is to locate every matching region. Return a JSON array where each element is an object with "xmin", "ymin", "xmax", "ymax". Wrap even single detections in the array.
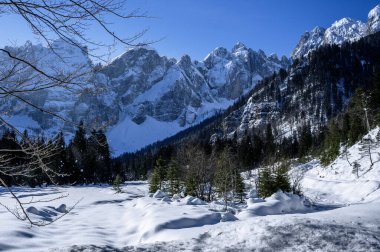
[
  {"xmin": 0, "ymin": 41, "xmax": 289, "ymax": 155},
  {"xmin": 211, "ymin": 31, "xmax": 380, "ymax": 144},
  {"xmin": 292, "ymin": 5, "xmax": 380, "ymax": 59}
]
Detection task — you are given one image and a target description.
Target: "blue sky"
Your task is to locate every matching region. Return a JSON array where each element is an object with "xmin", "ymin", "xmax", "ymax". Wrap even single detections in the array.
[{"xmin": 0, "ymin": 0, "xmax": 378, "ymax": 61}]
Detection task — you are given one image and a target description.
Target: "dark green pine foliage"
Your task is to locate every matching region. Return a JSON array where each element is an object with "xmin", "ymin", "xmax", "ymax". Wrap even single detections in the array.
[
  {"xmin": 86, "ymin": 129, "xmax": 112, "ymax": 184},
  {"xmin": 113, "ymin": 174, "xmax": 123, "ymax": 193},
  {"xmin": 298, "ymin": 124, "xmax": 313, "ymax": 158},
  {"xmin": 167, "ymin": 160, "xmax": 180, "ymax": 195},
  {"xmin": 257, "ymin": 167, "xmax": 274, "ymax": 198},
  {"xmin": 274, "ymin": 164, "xmax": 291, "ymax": 193},
  {"xmin": 234, "ymin": 170, "xmax": 245, "ymax": 203},
  {"xmin": 149, "ymin": 168, "xmax": 160, "ymax": 193},
  {"xmin": 148, "ymin": 157, "xmax": 166, "ymax": 193},
  {"xmin": 321, "ymin": 121, "xmax": 341, "ymax": 166},
  {"xmin": 69, "ymin": 121, "xmax": 87, "ymax": 184},
  {"xmin": 51, "ymin": 132, "xmax": 67, "ymax": 185},
  {"xmin": 264, "ymin": 124, "xmax": 275, "ymax": 156}
]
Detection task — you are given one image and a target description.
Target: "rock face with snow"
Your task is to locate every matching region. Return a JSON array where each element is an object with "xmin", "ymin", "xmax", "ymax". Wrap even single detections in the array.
[
  {"xmin": 367, "ymin": 4, "xmax": 380, "ymax": 34},
  {"xmin": 0, "ymin": 41, "xmax": 289, "ymax": 154},
  {"xmin": 292, "ymin": 4, "xmax": 380, "ymax": 59}
]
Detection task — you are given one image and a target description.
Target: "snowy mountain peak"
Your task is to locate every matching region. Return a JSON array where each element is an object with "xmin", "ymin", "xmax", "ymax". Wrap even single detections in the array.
[
  {"xmin": 291, "ymin": 6, "xmax": 380, "ymax": 59},
  {"xmin": 232, "ymin": 42, "xmax": 248, "ymax": 52},
  {"xmin": 208, "ymin": 47, "xmax": 229, "ymax": 59},
  {"xmin": 368, "ymin": 4, "xmax": 380, "ymax": 34},
  {"xmin": 324, "ymin": 18, "xmax": 366, "ymax": 45},
  {"xmin": 291, "ymin": 26, "xmax": 325, "ymax": 59}
]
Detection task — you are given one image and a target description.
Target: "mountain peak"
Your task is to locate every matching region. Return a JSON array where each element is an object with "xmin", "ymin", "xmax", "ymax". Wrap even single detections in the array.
[
  {"xmin": 368, "ymin": 4, "xmax": 380, "ymax": 34},
  {"xmin": 232, "ymin": 42, "xmax": 247, "ymax": 52},
  {"xmin": 324, "ymin": 17, "xmax": 366, "ymax": 45}
]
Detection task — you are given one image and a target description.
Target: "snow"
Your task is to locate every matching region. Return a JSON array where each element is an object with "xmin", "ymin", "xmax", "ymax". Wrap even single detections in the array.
[
  {"xmin": 1, "ymin": 129, "xmax": 380, "ymax": 251},
  {"xmin": 238, "ymin": 191, "xmax": 310, "ymax": 219},
  {"xmin": 368, "ymin": 4, "xmax": 380, "ymax": 34},
  {"xmin": 152, "ymin": 190, "xmax": 166, "ymax": 198},
  {"xmin": 107, "ymin": 116, "xmax": 184, "ymax": 155},
  {"xmin": 107, "ymin": 98, "xmax": 234, "ymax": 156},
  {"xmin": 299, "ymin": 128, "xmax": 380, "ymax": 205}
]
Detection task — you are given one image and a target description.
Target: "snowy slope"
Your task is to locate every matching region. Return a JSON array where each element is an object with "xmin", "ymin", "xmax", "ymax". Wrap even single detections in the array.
[{"xmin": 299, "ymin": 128, "xmax": 380, "ymax": 205}]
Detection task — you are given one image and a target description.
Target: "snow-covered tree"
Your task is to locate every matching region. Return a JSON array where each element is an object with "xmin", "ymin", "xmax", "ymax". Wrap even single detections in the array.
[{"xmin": 359, "ymin": 137, "xmax": 376, "ymax": 169}]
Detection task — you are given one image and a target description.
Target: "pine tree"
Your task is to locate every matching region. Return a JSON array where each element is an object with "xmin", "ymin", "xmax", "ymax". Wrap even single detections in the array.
[
  {"xmin": 352, "ymin": 161, "xmax": 360, "ymax": 178},
  {"xmin": 298, "ymin": 124, "xmax": 313, "ymax": 158},
  {"xmin": 113, "ymin": 174, "xmax": 122, "ymax": 193},
  {"xmin": 70, "ymin": 121, "xmax": 87, "ymax": 184},
  {"xmin": 214, "ymin": 148, "xmax": 235, "ymax": 209},
  {"xmin": 264, "ymin": 124, "xmax": 275, "ymax": 155},
  {"xmin": 51, "ymin": 132, "xmax": 67, "ymax": 184},
  {"xmin": 257, "ymin": 167, "xmax": 274, "ymax": 198},
  {"xmin": 149, "ymin": 169, "xmax": 160, "ymax": 193},
  {"xmin": 274, "ymin": 163, "xmax": 291, "ymax": 193},
  {"xmin": 154, "ymin": 157, "xmax": 166, "ymax": 190},
  {"xmin": 234, "ymin": 171, "xmax": 245, "ymax": 203},
  {"xmin": 95, "ymin": 130, "xmax": 111, "ymax": 183},
  {"xmin": 185, "ymin": 177, "xmax": 196, "ymax": 196},
  {"xmin": 167, "ymin": 160, "xmax": 180, "ymax": 196},
  {"xmin": 321, "ymin": 122, "xmax": 340, "ymax": 166}
]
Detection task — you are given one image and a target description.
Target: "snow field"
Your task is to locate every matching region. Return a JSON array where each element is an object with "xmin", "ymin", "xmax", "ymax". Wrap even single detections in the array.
[{"xmin": 1, "ymin": 128, "xmax": 380, "ymax": 251}]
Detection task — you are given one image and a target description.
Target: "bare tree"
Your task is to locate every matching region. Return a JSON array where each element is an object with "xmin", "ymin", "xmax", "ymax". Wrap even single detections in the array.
[{"xmin": 0, "ymin": 0, "xmax": 148, "ymax": 226}]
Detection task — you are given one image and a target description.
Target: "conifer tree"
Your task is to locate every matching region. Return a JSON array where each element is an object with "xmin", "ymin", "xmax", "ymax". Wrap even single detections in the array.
[
  {"xmin": 51, "ymin": 132, "xmax": 67, "ymax": 184},
  {"xmin": 185, "ymin": 177, "xmax": 196, "ymax": 197},
  {"xmin": 257, "ymin": 167, "xmax": 274, "ymax": 198},
  {"xmin": 321, "ymin": 121, "xmax": 340, "ymax": 166},
  {"xmin": 234, "ymin": 171, "xmax": 245, "ymax": 203},
  {"xmin": 113, "ymin": 174, "xmax": 122, "ymax": 193},
  {"xmin": 149, "ymin": 169, "xmax": 160, "ymax": 193},
  {"xmin": 70, "ymin": 121, "xmax": 87, "ymax": 184},
  {"xmin": 167, "ymin": 160, "xmax": 180, "ymax": 196},
  {"xmin": 274, "ymin": 163, "xmax": 291, "ymax": 193},
  {"xmin": 214, "ymin": 148, "xmax": 236, "ymax": 209},
  {"xmin": 95, "ymin": 130, "xmax": 111, "ymax": 182},
  {"xmin": 352, "ymin": 161, "xmax": 360, "ymax": 178}
]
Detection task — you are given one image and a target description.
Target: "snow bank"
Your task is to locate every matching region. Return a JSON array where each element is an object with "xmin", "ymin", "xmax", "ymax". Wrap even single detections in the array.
[
  {"xmin": 153, "ymin": 190, "xmax": 166, "ymax": 198},
  {"xmin": 183, "ymin": 195, "xmax": 206, "ymax": 205},
  {"xmin": 238, "ymin": 191, "xmax": 309, "ymax": 219}
]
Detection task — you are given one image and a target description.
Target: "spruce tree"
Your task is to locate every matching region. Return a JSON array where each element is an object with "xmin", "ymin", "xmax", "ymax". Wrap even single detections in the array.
[
  {"xmin": 274, "ymin": 164, "xmax": 291, "ymax": 193},
  {"xmin": 167, "ymin": 160, "xmax": 180, "ymax": 196},
  {"xmin": 149, "ymin": 169, "xmax": 160, "ymax": 193},
  {"xmin": 234, "ymin": 171, "xmax": 245, "ymax": 203},
  {"xmin": 154, "ymin": 157, "xmax": 166, "ymax": 190},
  {"xmin": 113, "ymin": 174, "xmax": 122, "ymax": 193},
  {"xmin": 352, "ymin": 161, "xmax": 360, "ymax": 178},
  {"xmin": 321, "ymin": 121, "xmax": 340, "ymax": 166},
  {"xmin": 257, "ymin": 167, "xmax": 274, "ymax": 198},
  {"xmin": 71, "ymin": 121, "xmax": 87, "ymax": 184},
  {"xmin": 185, "ymin": 177, "xmax": 196, "ymax": 197},
  {"xmin": 214, "ymin": 148, "xmax": 235, "ymax": 209}
]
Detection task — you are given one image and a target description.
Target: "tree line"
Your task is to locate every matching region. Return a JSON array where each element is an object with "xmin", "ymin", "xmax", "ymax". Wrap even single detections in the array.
[{"xmin": 0, "ymin": 121, "xmax": 114, "ymax": 187}]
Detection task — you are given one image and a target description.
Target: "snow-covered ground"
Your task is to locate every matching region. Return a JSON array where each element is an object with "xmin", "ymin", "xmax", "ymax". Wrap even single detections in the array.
[{"xmin": 1, "ymin": 129, "xmax": 380, "ymax": 251}]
